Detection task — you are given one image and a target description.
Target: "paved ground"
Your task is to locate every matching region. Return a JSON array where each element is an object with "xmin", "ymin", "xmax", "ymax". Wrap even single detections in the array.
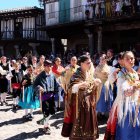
[{"xmin": 0, "ymin": 95, "xmax": 106, "ymax": 140}]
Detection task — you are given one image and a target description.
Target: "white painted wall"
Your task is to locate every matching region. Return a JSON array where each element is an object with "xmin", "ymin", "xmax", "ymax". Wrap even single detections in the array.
[
  {"xmin": 70, "ymin": 0, "xmax": 87, "ymax": 21},
  {"xmin": 45, "ymin": 2, "xmax": 59, "ymax": 26},
  {"xmin": 81, "ymin": 0, "xmax": 88, "ymax": 6},
  {"xmin": 45, "ymin": 0, "xmax": 87, "ymax": 26}
]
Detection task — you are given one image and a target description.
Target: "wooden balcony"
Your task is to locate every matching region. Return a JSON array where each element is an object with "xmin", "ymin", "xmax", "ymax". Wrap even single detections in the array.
[
  {"xmin": 45, "ymin": 4, "xmax": 140, "ymax": 26},
  {"xmin": 44, "ymin": 4, "xmax": 140, "ymax": 38},
  {"xmin": 0, "ymin": 29, "xmax": 35, "ymax": 40},
  {"xmin": 0, "ymin": 29, "xmax": 47, "ymax": 41}
]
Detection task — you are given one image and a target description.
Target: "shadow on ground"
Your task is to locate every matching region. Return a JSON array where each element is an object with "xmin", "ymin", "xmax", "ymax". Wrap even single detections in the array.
[
  {"xmin": 50, "ymin": 119, "xmax": 63, "ymax": 129},
  {"xmin": 33, "ymin": 110, "xmax": 42, "ymax": 115},
  {"xmin": 4, "ymin": 128, "xmax": 46, "ymax": 140},
  {"xmin": 0, "ymin": 117, "xmax": 30, "ymax": 127},
  {"xmin": 50, "ymin": 111, "xmax": 64, "ymax": 120},
  {"xmin": 0, "ymin": 107, "xmax": 12, "ymax": 112}
]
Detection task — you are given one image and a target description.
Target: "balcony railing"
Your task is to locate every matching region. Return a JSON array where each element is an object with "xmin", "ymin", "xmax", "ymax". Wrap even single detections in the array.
[
  {"xmin": 0, "ymin": 29, "xmax": 35, "ymax": 40},
  {"xmin": 0, "ymin": 29, "xmax": 47, "ymax": 41},
  {"xmin": 0, "ymin": 29, "xmax": 48, "ymax": 41},
  {"xmin": 45, "ymin": 3, "xmax": 140, "ymax": 26},
  {"xmin": 84, "ymin": 1, "xmax": 140, "ymax": 20}
]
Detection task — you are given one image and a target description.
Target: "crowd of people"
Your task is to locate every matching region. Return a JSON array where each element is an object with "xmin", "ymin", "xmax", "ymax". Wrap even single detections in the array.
[
  {"xmin": 0, "ymin": 49, "xmax": 140, "ymax": 140},
  {"xmin": 85, "ymin": 0, "xmax": 140, "ymax": 19}
]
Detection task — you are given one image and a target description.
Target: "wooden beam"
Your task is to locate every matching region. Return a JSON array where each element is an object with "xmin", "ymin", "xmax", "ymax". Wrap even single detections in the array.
[{"xmin": 103, "ymin": 21, "xmax": 140, "ymax": 31}]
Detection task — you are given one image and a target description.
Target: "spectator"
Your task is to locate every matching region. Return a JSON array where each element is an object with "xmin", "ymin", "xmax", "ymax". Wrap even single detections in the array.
[{"xmin": 106, "ymin": 49, "xmax": 115, "ymax": 66}]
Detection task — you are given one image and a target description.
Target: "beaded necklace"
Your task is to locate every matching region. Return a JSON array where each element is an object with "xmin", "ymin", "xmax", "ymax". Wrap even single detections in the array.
[{"xmin": 121, "ymin": 68, "xmax": 137, "ymax": 84}]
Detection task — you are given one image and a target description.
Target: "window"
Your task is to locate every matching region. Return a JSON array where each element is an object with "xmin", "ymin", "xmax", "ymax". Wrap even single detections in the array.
[
  {"xmin": 49, "ymin": 3, "xmax": 55, "ymax": 18},
  {"xmin": 74, "ymin": 0, "xmax": 82, "ymax": 13}
]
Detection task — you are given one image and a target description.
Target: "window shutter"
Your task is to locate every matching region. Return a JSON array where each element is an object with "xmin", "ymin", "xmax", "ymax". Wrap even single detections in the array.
[
  {"xmin": 74, "ymin": 0, "xmax": 82, "ymax": 13},
  {"xmin": 49, "ymin": 3, "xmax": 55, "ymax": 18}
]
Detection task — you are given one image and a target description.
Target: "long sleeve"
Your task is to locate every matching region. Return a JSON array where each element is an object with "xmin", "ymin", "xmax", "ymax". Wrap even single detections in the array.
[
  {"xmin": 108, "ymin": 66, "xmax": 117, "ymax": 84},
  {"xmin": 117, "ymin": 74, "xmax": 125, "ymax": 95},
  {"xmin": 6, "ymin": 73, "xmax": 13, "ymax": 80},
  {"xmin": 33, "ymin": 73, "xmax": 46, "ymax": 96}
]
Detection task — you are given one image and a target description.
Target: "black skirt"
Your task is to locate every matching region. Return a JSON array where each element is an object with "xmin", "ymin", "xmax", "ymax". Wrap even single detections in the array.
[
  {"xmin": 0, "ymin": 77, "xmax": 8, "ymax": 93},
  {"xmin": 12, "ymin": 88, "xmax": 21, "ymax": 98}
]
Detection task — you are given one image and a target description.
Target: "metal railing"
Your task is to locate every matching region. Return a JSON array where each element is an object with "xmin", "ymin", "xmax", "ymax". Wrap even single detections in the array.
[
  {"xmin": 23, "ymin": 29, "xmax": 35, "ymax": 39},
  {"xmin": 45, "ymin": 3, "xmax": 140, "ymax": 26},
  {"xmin": 0, "ymin": 29, "xmax": 37, "ymax": 40},
  {"xmin": 0, "ymin": 31, "xmax": 14, "ymax": 40},
  {"xmin": 0, "ymin": 29, "xmax": 48, "ymax": 41}
]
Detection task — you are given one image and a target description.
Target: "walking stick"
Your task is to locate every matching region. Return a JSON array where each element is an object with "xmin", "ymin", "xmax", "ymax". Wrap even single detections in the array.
[
  {"xmin": 58, "ymin": 87, "xmax": 61, "ymax": 109},
  {"xmin": 22, "ymin": 86, "xmax": 24, "ymax": 102},
  {"xmin": 9, "ymin": 79, "xmax": 12, "ymax": 93},
  {"xmin": 40, "ymin": 90, "xmax": 42, "ymax": 112}
]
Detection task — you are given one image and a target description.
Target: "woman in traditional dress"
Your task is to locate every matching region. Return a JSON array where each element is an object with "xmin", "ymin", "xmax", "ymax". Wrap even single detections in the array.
[
  {"xmin": 104, "ymin": 51, "xmax": 140, "ymax": 140},
  {"xmin": 94, "ymin": 54, "xmax": 114, "ymax": 115},
  {"xmin": 18, "ymin": 65, "xmax": 39, "ymax": 120},
  {"xmin": 61, "ymin": 55, "xmax": 101, "ymax": 140},
  {"xmin": 10, "ymin": 63, "xmax": 24, "ymax": 112},
  {"xmin": 35, "ymin": 55, "xmax": 45, "ymax": 75},
  {"xmin": 52, "ymin": 57, "xmax": 65, "ymax": 111},
  {"xmin": 62, "ymin": 56, "xmax": 79, "ymax": 93},
  {"xmin": 0, "ymin": 56, "xmax": 9, "ymax": 106},
  {"xmin": 0, "ymin": 68, "xmax": 8, "ymax": 106},
  {"xmin": 115, "ymin": 0, "xmax": 122, "ymax": 16},
  {"xmin": 106, "ymin": 0, "xmax": 112, "ymax": 17},
  {"xmin": 95, "ymin": 0, "xmax": 100, "ymax": 18}
]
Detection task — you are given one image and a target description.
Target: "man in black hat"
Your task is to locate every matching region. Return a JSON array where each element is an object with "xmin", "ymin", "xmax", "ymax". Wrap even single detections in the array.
[{"xmin": 33, "ymin": 60, "xmax": 59, "ymax": 134}]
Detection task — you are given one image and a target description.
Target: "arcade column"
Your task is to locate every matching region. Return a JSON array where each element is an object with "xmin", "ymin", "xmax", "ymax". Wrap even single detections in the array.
[
  {"xmin": 87, "ymin": 33, "xmax": 94, "ymax": 57},
  {"xmin": 0, "ymin": 46, "xmax": 4, "ymax": 56},
  {"xmin": 14, "ymin": 45, "xmax": 21, "ymax": 58},
  {"xmin": 97, "ymin": 27, "xmax": 102, "ymax": 53},
  {"xmin": 51, "ymin": 38, "xmax": 55, "ymax": 55},
  {"xmin": 29, "ymin": 43, "xmax": 39, "ymax": 56}
]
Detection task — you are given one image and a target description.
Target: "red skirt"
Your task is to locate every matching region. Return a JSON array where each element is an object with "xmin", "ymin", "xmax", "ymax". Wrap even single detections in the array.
[
  {"xmin": 104, "ymin": 108, "xmax": 117, "ymax": 140},
  {"xmin": 61, "ymin": 96, "xmax": 76, "ymax": 137}
]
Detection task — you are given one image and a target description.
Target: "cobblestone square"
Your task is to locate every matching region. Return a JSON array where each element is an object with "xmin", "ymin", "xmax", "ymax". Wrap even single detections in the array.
[{"xmin": 0, "ymin": 95, "xmax": 106, "ymax": 140}]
